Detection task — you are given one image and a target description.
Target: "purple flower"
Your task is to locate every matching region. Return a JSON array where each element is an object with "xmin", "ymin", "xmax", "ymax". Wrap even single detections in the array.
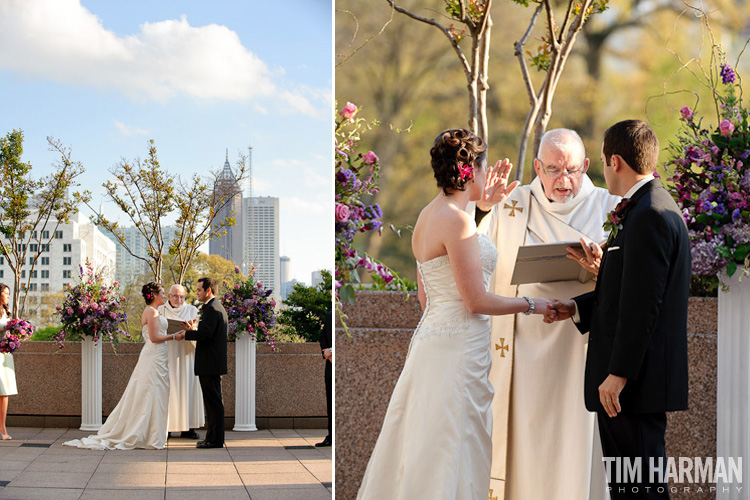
[
  {"xmin": 680, "ymin": 106, "xmax": 694, "ymax": 121},
  {"xmin": 691, "ymin": 237, "xmax": 727, "ymax": 276},
  {"xmin": 721, "ymin": 63, "xmax": 736, "ymax": 85}
]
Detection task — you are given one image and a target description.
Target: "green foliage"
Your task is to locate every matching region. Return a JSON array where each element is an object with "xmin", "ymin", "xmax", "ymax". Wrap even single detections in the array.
[
  {"xmin": 30, "ymin": 325, "xmax": 62, "ymax": 341},
  {"xmin": 278, "ymin": 270, "xmax": 332, "ymax": 342},
  {"xmin": 0, "ymin": 130, "xmax": 90, "ymax": 318},
  {"xmin": 91, "ymin": 140, "xmax": 174, "ymax": 283},
  {"xmin": 444, "ymin": 0, "xmax": 487, "ymax": 23}
]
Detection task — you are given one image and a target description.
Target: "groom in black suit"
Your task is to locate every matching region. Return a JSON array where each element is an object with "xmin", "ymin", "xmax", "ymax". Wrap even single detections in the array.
[
  {"xmin": 549, "ymin": 120, "xmax": 690, "ymax": 499},
  {"xmin": 184, "ymin": 277, "xmax": 228, "ymax": 449}
]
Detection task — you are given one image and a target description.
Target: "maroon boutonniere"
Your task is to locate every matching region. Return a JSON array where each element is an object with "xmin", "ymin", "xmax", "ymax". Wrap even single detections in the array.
[{"xmin": 603, "ymin": 198, "xmax": 637, "ymax": 243}]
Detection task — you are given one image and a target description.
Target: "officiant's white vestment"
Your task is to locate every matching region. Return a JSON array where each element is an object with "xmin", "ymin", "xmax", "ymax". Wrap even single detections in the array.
[
  {"xmin": 478, "ymin": 175, "xmax": 618, "ymax": 500},
  {"xmin": 158, "ymin": 302, "xmax": 205, "ymax": 432}
]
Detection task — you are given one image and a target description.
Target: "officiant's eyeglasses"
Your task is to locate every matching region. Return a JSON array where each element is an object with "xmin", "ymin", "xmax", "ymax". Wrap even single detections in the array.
[
  {"xmin": 169, "ymin": 293, "xmax": 186, "ymax": 300},
  {"xmin": 537, "ymin": 161, "xmax": 585, "ymax": 178}
]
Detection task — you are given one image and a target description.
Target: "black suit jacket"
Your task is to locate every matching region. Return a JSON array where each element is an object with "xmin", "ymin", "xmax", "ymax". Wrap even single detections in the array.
[
  {"xmin": 320, "ymin": 310, "xmax": 332, "ymax": 358},
  {"xmin": 574, "ymin": 179, "xmax": 690, "ymax": 413},
  {"xmin": 185, "ymin": 297, "xmax": 228, "ymax": 376}
]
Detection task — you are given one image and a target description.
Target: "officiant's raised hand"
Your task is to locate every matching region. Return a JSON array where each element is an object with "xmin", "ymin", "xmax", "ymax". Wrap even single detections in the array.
[
  {"xmin": 566, "ymin": 237, "xmax": 603, "ymax": 276},
  {"xmin": 542, "ymin": 299, "xmax": 577, "ymax": 324},
  {"xmin": 477, "ymin": 158, "xmax": 520, "ymax": 212}
]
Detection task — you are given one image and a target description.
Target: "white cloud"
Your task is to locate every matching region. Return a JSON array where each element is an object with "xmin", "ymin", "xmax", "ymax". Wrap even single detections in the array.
[
  {"xmin": 268, "ymin": 158, "xmax": 329, "ymax": 189},
  {"xmin": 0, "ymin": 0, "xmax": 320, "ymax": 111},
  {"xmin": 113, "ymin": 119, "xmax": 148, "ymax": 137},
  {"xmin": 282, "ymin": 196, "xmax": 329, "ymax": 215}
]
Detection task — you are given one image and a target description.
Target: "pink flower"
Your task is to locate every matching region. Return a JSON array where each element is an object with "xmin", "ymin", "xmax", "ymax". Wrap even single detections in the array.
[
  {"xmin": 340, "ymin": 102, "xmax": 358, "ymax": 121},
  {"xmin": 235, "ymin": 284, "xmax": 240, "ymax": 290},
  {"xmin": 113, "ymin": 281, "xmax": 119, "ymax": 287},
  {"xmin": 458, "ymin": 164, "xmax": 473, "ymax": 180},
  {"xmin": 720, "ymin": 119, "xmax": 735, "ymax": 136},
  {"xmin": 362, "ymin": 151, "xmax": 379, "ymax": 166},
  {"xmin": 680, "ymin": 106, "xmax": 694, "ymax": 121},
  {"xmin": 335, "ymin": 203, "xmax": 350, "ymax": 223},
  {"xmin": 270, "ymin": 300, "xmax": 276, "ymax": 307},
  {"xmin": 257, "ymin": 282, "xmax": 263, "ymax": 288}
]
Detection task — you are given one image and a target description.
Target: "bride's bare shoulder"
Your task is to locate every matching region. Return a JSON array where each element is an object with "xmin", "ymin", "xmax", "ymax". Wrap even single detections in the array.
[{"xmin": 415, "ymin": 199, "xmax": 475, "ymax": 239}]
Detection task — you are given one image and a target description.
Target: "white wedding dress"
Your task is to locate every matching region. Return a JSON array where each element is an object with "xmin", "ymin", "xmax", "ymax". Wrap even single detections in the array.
[
  {"xmin": 64, "ymin": 315, "xmax": 170, "ymax": 450},
  {"xmin": 358, "ymin": 234, "xmax": 498, "ymax": 500}
]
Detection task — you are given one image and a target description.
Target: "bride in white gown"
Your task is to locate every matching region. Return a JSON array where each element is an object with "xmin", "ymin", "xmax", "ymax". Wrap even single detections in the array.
[
  {"xmin": 357, "ymin": 129, "xmax": 553, "ymax": 500},
  {"xmin": 64, "ymin": 282, "xmax": 185, "ymax": 450}
]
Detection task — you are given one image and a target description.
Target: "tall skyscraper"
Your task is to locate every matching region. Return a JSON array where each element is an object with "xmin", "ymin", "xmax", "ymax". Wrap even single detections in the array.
[
  {"xmin": 242, "ymin": 196, "xmax": 280, "ymax": 294},
  {"xmin": 208, "ymin": 150, "xmax": 243, "ymax": 266},
  {"xmin": 280, "ymin": 256, "xmax": 291, "ymax": 286}
]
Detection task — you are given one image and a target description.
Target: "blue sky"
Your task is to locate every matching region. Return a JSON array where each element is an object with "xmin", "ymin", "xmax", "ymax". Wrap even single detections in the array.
[{"xmin": 0, "ymin": 0, "xmax": 332, "ymax": 284}]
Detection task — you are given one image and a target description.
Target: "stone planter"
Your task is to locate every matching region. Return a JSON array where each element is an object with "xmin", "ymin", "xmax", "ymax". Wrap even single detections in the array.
[{"xmin": 8, "ymin": 341, "xmax": 327, "ymax": 429}]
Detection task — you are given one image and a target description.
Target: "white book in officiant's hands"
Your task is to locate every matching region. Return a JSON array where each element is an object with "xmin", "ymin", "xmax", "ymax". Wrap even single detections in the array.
[{"xmin": 510, "ymin": 241, "xmax": 595, "ymax": 285}]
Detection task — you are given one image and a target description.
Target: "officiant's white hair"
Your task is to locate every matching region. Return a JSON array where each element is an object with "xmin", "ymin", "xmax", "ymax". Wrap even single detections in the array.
[
  {"xmin": 169, "ymin": 284, "xmax": 186, "ymax": 294},
  {"xmin": 538, "ymin": 128, "xmax": 586, "ymax": 159}
]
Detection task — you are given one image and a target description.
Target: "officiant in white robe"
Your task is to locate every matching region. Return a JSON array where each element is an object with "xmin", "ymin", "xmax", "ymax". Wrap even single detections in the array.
[
  {"xmin": 477, "ymin": 129, "xmax": 619, "ymax": 500},
  {"xmin": 159, "ymin": 284, "xmax": 204, "ymax": 437}
]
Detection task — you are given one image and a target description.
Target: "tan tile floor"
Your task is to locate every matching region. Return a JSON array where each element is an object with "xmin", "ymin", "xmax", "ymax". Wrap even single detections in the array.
[{"xmin": 0, "ymin": 427, "xmax": 332, "ymax": 499}]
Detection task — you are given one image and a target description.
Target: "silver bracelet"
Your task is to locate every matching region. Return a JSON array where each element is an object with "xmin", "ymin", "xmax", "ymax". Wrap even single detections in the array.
[
  {"xmin": 171, "ymin": 333, "xmax": 175, "ymax": 341},
  {"xmin": 523, "ymin": 296, "xmax": 535, "ymax": 315}
]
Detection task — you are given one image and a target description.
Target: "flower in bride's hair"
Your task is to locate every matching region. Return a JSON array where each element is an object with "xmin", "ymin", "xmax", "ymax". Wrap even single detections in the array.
[{"xmin": 458, "ymin": 164, "xmax": 473, "ymax": 180}]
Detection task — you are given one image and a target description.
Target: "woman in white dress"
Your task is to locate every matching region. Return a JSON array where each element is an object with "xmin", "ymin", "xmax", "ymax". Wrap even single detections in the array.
[
  {"xmin": 64, "ymin": 282, "xmax": 185, "ymax": 450},
  {"xmin": 357, "ymin": 129, "xmax": 553, "ymax": 500},
  {"xmin": 0, "ymin": 284, "xmax": 17, "ymax": 440}
]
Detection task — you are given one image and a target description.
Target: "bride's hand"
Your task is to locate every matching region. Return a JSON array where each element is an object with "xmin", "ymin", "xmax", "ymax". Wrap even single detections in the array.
[
  {"xmin": 531, "ymin": 298, "xmax": 554, "ymax": 317},
  {"xmin": 478, "ymin": 158, "xmax": 520, "ymax": 212}
]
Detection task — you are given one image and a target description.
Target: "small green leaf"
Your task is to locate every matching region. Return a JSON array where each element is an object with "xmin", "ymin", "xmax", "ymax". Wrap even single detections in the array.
[
  {"xmin": 717, "ymin": 246, "xmax": 733, "ymax": 259},
  {"xmin": 727, "ymin": 260, "xmax": 738, "ymax": 277}
]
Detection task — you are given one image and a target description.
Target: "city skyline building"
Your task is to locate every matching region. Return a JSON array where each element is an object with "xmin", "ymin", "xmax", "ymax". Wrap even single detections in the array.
[
  {"xmin": 208, "ymin": 150, "xmax": 244, "ymax": 266},
  {"xmin": 0, "ymin": 211, "xmax": 116, "ymax": 298},
  {"xmin": 103, "ymin": 225, "xmax": 178, "ymax": 284},
  {"xmin": 242, "ymin": 196, "xmax": 280, "ymax": 296}
]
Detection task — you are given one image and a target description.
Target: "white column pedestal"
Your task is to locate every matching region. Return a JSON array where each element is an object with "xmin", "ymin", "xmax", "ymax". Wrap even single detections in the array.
[
  {"xmin": 79, "ymin": 335, "xmax": 102, "ymax": 431},
  {"xmin": 717, "ymin": 273, "xmax": 750, "ymax": 499},
  {"xmin": 233, "ymin": 333, "xmax": 258, "ymax": 431}
]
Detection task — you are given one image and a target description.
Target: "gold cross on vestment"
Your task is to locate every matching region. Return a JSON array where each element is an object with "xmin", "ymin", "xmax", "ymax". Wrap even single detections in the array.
[
  {"xmin": 504, "ymin": 200, "xmax": 523, "ymax": 217},
  {"xmin": 489, "ymin": 489, "xmax": 499, "ymax": 500},
  {"xmin": 495, "ymin": 338, "xmax": 509, "ymax": 357}
]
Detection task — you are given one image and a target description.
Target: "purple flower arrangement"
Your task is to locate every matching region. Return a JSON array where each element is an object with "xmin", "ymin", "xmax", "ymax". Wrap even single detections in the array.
[
  {"xmin": 54, "ymin": 260, "xmax": 129, "ymax": 349},
  {"xmin": 221, "ymin": 266, "xmax": 277, "ymax": 350},
  {"xmin": 668, "ymin": 61, "xmax": 750, "ymax": 278},
  {"xmin": 0, "ymin": 318, "xmax": 34, "ymax": 354},
  {"xmin": 335, "ymin": 102, "xmax": 402, "ymax": 306}
]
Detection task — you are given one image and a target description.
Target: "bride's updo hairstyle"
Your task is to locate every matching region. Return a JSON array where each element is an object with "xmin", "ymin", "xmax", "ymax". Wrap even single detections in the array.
[
  {"xmin": 430, "ymin": 128, "xmax": 487, "ymax": 195},
  {"xmin": 142, "ymin": 282, "xmax": 163, "ymax": 305}
]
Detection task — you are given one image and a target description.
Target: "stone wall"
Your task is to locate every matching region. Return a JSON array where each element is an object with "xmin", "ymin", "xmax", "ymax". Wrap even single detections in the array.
[
  {"xmin": 7, "ymin": 341, "xmax": 328, "ymax": 430},
  {"xmin": 336, "ymin": 291, "xmax": 718, "ymax": 500}
]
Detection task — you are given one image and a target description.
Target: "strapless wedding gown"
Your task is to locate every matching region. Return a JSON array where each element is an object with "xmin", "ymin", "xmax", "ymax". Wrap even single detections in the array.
[
  {"xmin": 64, "ymin": 316, "xmax": 170, "ymax": 450},
  {"xmin": 357, "ymin": 234, "xmax": 499, "ymax": 500}
]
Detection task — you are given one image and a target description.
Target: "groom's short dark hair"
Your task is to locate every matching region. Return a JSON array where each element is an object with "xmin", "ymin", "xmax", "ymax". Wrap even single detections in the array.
[
  {"xmin": 198, "ymin": 277, "xmax": 218, "ymax": 295},
  {"xmin": 603, "ymin": 119, "xmax": 659, "ymax": 175}
]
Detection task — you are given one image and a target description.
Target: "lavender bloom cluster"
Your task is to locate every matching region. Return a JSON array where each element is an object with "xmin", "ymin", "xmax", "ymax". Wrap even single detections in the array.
[
  {"xmin": 221, "ymin": 266, "xmax": 277, "ymax": 350},
  {"xmin": 0, "ymin": 318, "xmax": 34, "ymax": 354},
  {"xmin": 54, "ymin": 260, "xmax": 128, "ymax": 349},
  {"xmin": 668, "ymin": 62, "xmax": 750, "ymax": 277},
  {"xmin": 335, "ymin": 102, "xmax": 398, "ymax": 303}
]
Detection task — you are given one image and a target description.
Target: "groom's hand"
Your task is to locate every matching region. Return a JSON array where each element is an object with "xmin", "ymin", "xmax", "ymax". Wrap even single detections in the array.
[
  {"xmin": 599, "ymin": 374, "xmax": 627, "ymax": 417},
  {"xmin": 543, "ymin": 299, "xmax": 576, "ymax": 323},
  {"xmin": 477, "ymin": 158, "xmax": 519, "ymax": 212}
]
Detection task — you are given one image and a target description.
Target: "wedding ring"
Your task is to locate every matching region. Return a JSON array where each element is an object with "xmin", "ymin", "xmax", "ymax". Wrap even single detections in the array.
[
  {"xmin": 580, "ymin": 258, "xmax": 586, "ymax": 263},
  {"xmin": 605, "ymin": 398, "xmax": 612, "ymax": 402}
]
